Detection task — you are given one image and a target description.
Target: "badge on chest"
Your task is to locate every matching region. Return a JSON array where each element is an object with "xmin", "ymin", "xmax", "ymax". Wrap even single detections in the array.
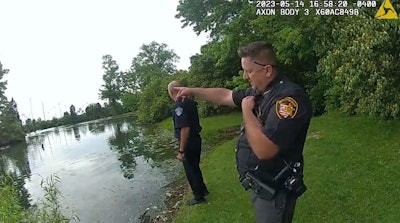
[{"xmin": 175, "ymin": 106, "xmax": 183, "ymax": 116}]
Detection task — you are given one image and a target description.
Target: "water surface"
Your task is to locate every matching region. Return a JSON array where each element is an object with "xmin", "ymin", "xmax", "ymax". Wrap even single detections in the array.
[{"xmin": 0, "ymin": 116, "xmax": 180, "ymax": 223}]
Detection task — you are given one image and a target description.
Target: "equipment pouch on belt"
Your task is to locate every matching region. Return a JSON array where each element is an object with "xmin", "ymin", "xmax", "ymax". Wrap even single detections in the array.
[
  {"xmin": 283, "ymin": 172, "xmax": 307, "ymax": 197},
  {"xmin": 241, "ymin": 172, "xmax": 277, "ymax": 200}
]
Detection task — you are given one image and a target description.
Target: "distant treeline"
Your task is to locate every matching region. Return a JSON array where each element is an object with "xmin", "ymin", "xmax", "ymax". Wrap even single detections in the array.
[{"xmin": 23, "ymin": 102, "xmax": 127, "ymax": 133}]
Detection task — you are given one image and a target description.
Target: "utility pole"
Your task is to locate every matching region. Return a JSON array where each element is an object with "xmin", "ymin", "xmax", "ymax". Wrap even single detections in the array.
[
  {"xmin": 42, "ymin": 101, "xmax": 46, "ymax": 121},
  {"xmin": 29, "ymin": 98, "xmax": 34, "ymax": 120}
]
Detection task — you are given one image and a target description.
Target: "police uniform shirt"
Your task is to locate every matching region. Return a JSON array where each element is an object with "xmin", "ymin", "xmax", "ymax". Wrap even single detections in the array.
[
  {"xmin": 232, "ymin": 74, "xmax": 312, "ymax": 182},
  {"xmin": 173, "ymin": 97, "xmax": 202, "ymax": 140}
]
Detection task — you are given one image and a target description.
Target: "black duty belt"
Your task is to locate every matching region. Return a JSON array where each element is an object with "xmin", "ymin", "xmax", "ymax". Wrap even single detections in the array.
[{"xmin": 241, "ymin": 172, "xmax": 277, "ymax": 200}]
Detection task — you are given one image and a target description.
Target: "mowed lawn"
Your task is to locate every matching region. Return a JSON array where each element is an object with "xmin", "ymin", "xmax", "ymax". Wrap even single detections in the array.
[{"xmin": 169, "ymin": 112, "xmax": 400, "ymax": 223}]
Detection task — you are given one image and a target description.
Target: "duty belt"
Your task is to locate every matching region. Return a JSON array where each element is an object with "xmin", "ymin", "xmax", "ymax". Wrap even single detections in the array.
[{"xmin": 241, "ymin": 172, "xmax": 277, "ymax": 200}]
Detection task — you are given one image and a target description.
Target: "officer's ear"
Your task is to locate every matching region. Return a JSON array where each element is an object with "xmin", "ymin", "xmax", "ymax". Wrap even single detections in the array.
[{"xmin": 264, "ymin": 64, "xmax": 274, "ymax": 78}]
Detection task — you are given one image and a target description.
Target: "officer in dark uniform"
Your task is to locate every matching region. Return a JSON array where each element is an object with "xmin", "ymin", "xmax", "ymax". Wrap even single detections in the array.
[
  {"xmin": 174, "ymin": 41, "xmax": 312, "ymax": 222},
  {"xmin": 168, "ymin": 81, "xmax": 209, "ymax": 206}
]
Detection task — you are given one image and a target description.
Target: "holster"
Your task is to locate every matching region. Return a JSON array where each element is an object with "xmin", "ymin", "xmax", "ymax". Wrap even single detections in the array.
[{"xmin": 241, "ymin": 172, "xmax": 277, "ymax": 200}]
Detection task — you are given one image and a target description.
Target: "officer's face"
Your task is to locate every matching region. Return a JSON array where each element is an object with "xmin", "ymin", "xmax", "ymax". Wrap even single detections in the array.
[{"xmin": 241, "ymin": 57, "xmax": 272, "ymax": 91}]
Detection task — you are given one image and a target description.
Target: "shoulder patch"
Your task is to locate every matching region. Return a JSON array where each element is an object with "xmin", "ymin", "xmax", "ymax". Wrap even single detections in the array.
[
  {"xmin": 175, "ymin": 106, "xmax": 183, "ymax": 117},
  {"xmin": 275, "ymin": 97, "xmax": 298, "ymax": 119}
]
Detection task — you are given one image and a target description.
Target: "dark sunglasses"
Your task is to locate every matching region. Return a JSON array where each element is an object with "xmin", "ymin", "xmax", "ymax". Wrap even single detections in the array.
[{"xmin": 254, "ymin": 61, "xmax": 275, "ymax": 67}]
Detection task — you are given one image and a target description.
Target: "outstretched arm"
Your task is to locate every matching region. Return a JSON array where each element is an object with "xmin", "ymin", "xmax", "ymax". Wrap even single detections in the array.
[{"xmin": 174, "ymin": 87, "xmax": 236, "ymax": 107}]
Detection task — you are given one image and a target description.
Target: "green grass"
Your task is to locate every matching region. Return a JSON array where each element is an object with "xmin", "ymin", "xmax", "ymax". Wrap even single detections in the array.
[
  {"xmin": 170, "ymin": 111, "xmax": 400, "ymax": 223},
  {"xmin": 297, "ymin": 112, "xmax": 400, "ymax": 223}
]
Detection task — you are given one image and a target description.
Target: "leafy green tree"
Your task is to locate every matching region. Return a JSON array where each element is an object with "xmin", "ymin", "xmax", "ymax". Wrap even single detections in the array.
[
  {"xmin": 176, "ymin": 0, "xmax": 247, "ymax": 38},
  {"xmin": 124, "ymin": 41, "xmax": 179, "ymax": 93},
  {"xmin": 85, "ymin": 103, "xmax": 104, "ymax": 120},
  {"xmin": 0, "ymin": 62, "xmax": 8, "ymax": 112},
  {"xmin": 136, "ymin": 77, "xmax": 175, "ymax": 122},
  {"xmin": 121, "ymin": 92, "xmax": 139, "ymax": 112},
  {"xmin": 24, "ymin": 118, "xmax": 34, "ymax": 132},
  {"xmin": 69, "ymin": 105, "xmax": 77, "ymax": 124},
  {"xmin": 10, "ymin": 98, "xmax": 21, "ymax": 124},
  {"xmin": 99, "ymin": 55, "xmax": 124, "ymax": 115},
  {"xmin": 59, "ymin": 112, "xmax": 70, "ymax": 126},
  {"xmin": 122, "ymin": 42, "xmax": 180, "ymax": 122},
  {"xmin": 0, "ymin": 101, "xmax": 25, "ymax": 145},
  {"xmin": 0, "ymin": 62, "xmax": 25, "ymax": 146},
  {"xmin": 318, "ymin": 15, "xmax": 400, "ymax": 118}
]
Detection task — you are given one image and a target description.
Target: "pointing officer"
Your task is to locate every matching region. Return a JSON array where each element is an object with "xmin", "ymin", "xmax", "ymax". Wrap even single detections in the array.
[
  {"xmin": 175, "ymin": 41, "xmax": 312, "ymax": 222},
  {"xmin": 168, "ymin": 81, "xmax": 209, "ymax": 206}
]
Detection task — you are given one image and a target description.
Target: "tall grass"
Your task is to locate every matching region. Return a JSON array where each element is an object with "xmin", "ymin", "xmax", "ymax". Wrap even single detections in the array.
[{"xmin": 0, "ymin": 174, "xmax": 79, "ymax": 223}]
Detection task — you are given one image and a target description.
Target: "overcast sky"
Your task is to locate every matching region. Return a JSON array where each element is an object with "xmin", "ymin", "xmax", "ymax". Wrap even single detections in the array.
[{"xmin": 0, "ymin": 0, "xmax": 208, "ymax": 121}]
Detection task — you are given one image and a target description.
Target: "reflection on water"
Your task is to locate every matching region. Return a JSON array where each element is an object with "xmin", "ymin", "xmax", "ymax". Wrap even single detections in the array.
[
  {"xmin": 0, "ymin": 116, "xmax": 180, "ymax": 223},
  {"xmin": 0, "ymin": 142, "xmax": 31, "ymax": 208}
]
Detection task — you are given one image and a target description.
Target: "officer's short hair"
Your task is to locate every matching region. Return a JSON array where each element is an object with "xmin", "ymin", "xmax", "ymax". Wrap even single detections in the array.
[{"xmin": 237, "ymin": 41, "xmax": 277, "ymax": 65}]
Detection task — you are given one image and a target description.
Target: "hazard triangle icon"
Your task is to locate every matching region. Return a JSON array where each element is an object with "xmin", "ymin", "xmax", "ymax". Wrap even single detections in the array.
[{"xmin": 375, "ymin": 0, "xmax": 398, "ymax": 19}]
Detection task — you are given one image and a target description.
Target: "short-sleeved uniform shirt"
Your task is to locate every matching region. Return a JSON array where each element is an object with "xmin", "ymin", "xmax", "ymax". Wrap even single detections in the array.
[
  {"xmin": 173, "ymin": 97, "xmax": 202, "ymax": 140},
  {"xmin": 232, "ymin": 74, "xmax": 312, "ymax": 183}
]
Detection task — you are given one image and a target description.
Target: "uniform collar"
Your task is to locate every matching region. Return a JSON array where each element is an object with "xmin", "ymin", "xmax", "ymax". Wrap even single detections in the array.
[{"xmin": 255, "ymin": 73, "xmax": 284, "ymax": 96}]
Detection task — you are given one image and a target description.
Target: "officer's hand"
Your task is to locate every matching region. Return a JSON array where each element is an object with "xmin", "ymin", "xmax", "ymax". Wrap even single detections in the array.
[
  {"xmin": 177, "ymin": 152, "xmax": 185, "ymax": 161},
  {"xmin": 242, "ymin": 96, "xmax": 256, "ymax": 111},
  {"xmin": 174, "ymin": 87, "xmax": 191, "ymax": 100}
]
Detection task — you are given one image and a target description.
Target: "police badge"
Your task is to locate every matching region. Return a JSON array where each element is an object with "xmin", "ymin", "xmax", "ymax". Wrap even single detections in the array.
[
  {"xmin": 275, "ymin": 97, "xmax": 298, "ymax": 119},
  {"xmin": 175, "ymin": 106, "xmax": 183, "ymax": 116}
]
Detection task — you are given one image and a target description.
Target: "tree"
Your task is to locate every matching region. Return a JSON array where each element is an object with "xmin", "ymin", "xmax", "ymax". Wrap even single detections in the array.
[
  {"xmin": 99, "ymin": 55, "xmax": 123, "ymax": 104},
  {"xmin": 175, "ymin": 0, "xmax": 247, "ymax": 38},
  {"xmin": 136, "ymin": 77, "xmax": 175, "ymax": 122},
  {"xmin": 0, "ymin": 101, "xmax": 25, "ymax": 145},
  {"xmin": 99, "ymin": 55, "xmax": 124, "ymax": 115},
  {"xmin": 122, "ymin": 42, "xmax": 180, "ymax": 119},
  {"xmin": 69, "ymin": 105, "xmax": 77, "ymax": 124},
  {"xmin": 124, "ymin": 41, "xmax": 179, "ymax": 92},
  {"xmin": 317, "ymin": 14, "xmax": 400, "ymax": 118},
  {"xmin": 85, "ymin": 103, "xmax": 103, "ymax": 120},
  {"xmin": 0, "ymin": 63, "xmax": 25, "ymax": 145},
  {"xmin": 0, "ymin": 62, "xmax": 8, "ymax": 112},
  {"xmin": 10, "ymin": 98, "xmax": 22, "ymax": 124}
]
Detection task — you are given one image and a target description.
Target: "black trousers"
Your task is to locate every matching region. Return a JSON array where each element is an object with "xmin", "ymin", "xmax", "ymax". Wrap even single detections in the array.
[
  {"xmin": 182, "ymin": 135, "xmax": 208, "ymax": 199},
  {"xmin": 251, "ymin": 190, "xmax": 297, "ymax": 223}
]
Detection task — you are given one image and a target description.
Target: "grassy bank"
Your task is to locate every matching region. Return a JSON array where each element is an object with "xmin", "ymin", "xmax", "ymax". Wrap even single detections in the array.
[{"xmin": 169, "ymin": 112, "xmax": 400, "ymax": 223}]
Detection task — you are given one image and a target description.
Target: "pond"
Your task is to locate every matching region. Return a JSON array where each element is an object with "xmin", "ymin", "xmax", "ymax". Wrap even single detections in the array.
[{"xmin": 0, "ymin": 116, "xmax": 181, "ymax": 223}]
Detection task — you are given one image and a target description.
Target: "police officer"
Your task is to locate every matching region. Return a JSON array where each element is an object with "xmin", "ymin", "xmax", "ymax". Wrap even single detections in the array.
[
  {"xmin": 174, "ymin": 41, "xmax": 312, "ymax": 222},
  {"xmin": 168, "ymin": 81, "xmax": 209, "ymax": 206}
]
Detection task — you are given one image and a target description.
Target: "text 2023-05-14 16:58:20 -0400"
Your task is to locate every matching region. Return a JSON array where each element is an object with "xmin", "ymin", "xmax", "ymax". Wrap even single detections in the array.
[
  {"xmin": 253, "ymin": 0, "xmax": 377, "ymax": 8},
  {"xmin": 252, "ymin": 0, "xmax": 377, "ymax": 16}
]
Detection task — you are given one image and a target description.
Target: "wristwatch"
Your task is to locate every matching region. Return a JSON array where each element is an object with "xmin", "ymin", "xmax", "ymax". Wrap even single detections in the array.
[{"xmin": 178, "ymin": 150, "xmax": 184, "ymax": 154}]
